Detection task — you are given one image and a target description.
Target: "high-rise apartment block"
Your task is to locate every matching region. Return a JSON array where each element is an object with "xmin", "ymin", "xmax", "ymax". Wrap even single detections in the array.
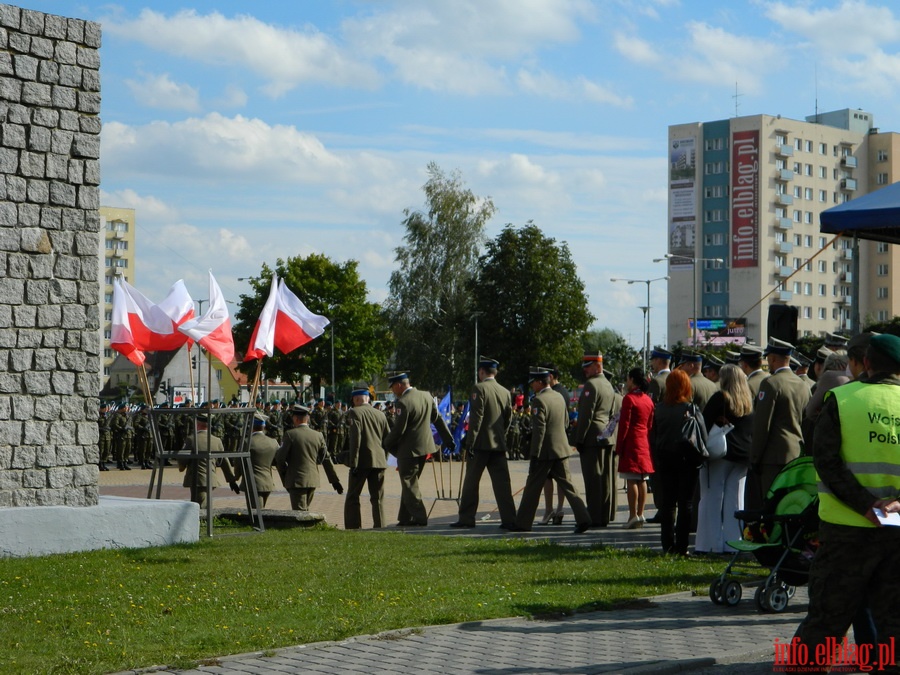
[
  {"xmin": 100, "ymin": 206, "xmax": 135, "ymax": 375},
  {"xmin": 666, "ymin": 108, "xmax": 898, "ymax": 347}
]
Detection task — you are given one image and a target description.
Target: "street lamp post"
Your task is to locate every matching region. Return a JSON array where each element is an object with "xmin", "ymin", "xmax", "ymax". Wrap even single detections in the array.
[
  {"xmin": 653, "ymin": 254, "xmax": 724, "ymax": 346},
  {"xmin": 472, "ymin": 311, "xmax": 484, "ymax": 383},
  {"xmin": 611, "ymin": 276, "xmax": 669, "ymax": 372}
]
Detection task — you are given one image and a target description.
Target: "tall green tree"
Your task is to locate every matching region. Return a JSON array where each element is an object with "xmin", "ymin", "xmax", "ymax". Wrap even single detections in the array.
[
  {"xmin": 385, "ymin": 162, "xmax": 495, "ymax": 393},
  {"xmin": 233, "ymin": 254, "xmax": 390, "ymax": 400},
  {"xmin": 471, "ymin": 223, "xmax": 594, "ymax": 389}
]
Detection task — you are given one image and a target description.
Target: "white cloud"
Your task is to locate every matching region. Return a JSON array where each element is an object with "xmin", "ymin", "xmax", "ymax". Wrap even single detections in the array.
[
  {"xmin": 215, "ymin": 84, "xmax": 248, "ymax": 109},
  {"xmin": 516, "ymin": 69, "xmax": 633, "ymax": 107},
  {"xmin": 125, "ymin": 72, "xmax": 200, "ymax": 112},
  {"xmin": 105, "ymin": 9, "xmax": 381, "ymax": 97},
  {"xmin": 218, "ymin": 229, "xmax": 252, "ymax": 258},
  {"xmin": 765, "ymin": 1, "xmax": 900, "ymax": 54},
  {"xmin": 612, "ymin": 32, "xmax": 662, "ymax": 66},
  {"xmin": 100, "ymin": 188, "xmax": 178, "ymax": 222}
]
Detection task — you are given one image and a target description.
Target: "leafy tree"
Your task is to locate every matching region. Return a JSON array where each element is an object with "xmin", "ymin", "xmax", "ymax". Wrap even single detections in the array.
[
  {"xmin": 385, "ymin": 162, "xmax": 495, "ymax": 393},
  {"xmin": 232, "ymin": 254, "xmax": 390, "ymax": 399},
  {"xmin": 471, "ymin": 223, "xmax": 595, "ymax": 390}
]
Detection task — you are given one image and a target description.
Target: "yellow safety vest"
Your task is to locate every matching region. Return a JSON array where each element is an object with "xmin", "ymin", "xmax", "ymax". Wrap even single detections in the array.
[{"xmin": 818, "ymin": 381, "xmax": 900, "ymax": 528}]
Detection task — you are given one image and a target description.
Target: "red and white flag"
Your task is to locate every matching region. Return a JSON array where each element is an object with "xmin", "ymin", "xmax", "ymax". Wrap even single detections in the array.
[
  {"xmin": 178, "ymin": 271, "xmax": 235, "ymax": 364},
  {"xmin": 110, "ymin": 278, "xmax": 196, "ymax": 365},
  {"xmin": 243, "ymin": 276, "xmax": 330, "ymax": 361}
]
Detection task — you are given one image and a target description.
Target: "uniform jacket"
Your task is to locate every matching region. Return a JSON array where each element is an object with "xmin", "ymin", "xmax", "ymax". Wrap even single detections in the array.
[
  {"xmin": 347, "ymin": 403, "xmax": 389, "ymax": 470},
  {"xmin": 615, "ymin": 389, "xmax": 654, "ymax": 474},
  {"xmin": 750, "ymin": 367, "xmax": 810, "ymax": 466},
  {"xmin": 690, "ymin": 372, "xmax": 718, "ymax": 410},
  {"xmin": 529, "ymin": 386, "xmax": 571, "ymax": 460},
  {"xmin": 648, "ymin": 369, "xmax": 670, "ymax": 404},
  {"xmin": 276, "ymin": 424, "xmax": 338, "ymax": 489},
  {"xmin": 466, "ymin": 377, "xmax": 512, "ymax": 452},
  {"xmin": 237, "ymin": 431, "xmax": 279, "ymax": 494},
  {"xmin": 383, "ymin": 387, "xmax": 453, "ymax": 459},
  {"xmin": 574, "ymin": 374, "xmax": 616, "ymax": 448},
  {"xmin": 180, "ymin": 430, "xmax": 226, "ymax": 489},
  {"xmin": 746, "ymin": 370, "xmax": 768, "ymax": 399}
]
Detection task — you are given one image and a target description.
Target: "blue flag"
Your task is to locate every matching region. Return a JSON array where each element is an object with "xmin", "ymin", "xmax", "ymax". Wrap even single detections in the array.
[
  {"xmin": 452, "ymin": 400, "xmax": 470, "ymax": 455},
  {"xmin": 432, "ymin": 388, "xmax": 452, "ymax": 445}
]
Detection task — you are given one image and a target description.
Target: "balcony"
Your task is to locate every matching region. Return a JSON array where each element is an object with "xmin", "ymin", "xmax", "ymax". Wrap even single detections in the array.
[
  {"xmin": 775, "ymin": 193, "xmax": 794, "ymax": 206},
  {"xmin": 775, "ymin": 168, "xmax": 794, "ymax": 181},
  {"xmin": 837, "ymin": 296, "xmax": 853, "ymax": 306},
  {"xmin": 775, "ymin": 144, "xmax": 794, "ymax": 157},
  {"xmin": 775, "ymin": 290, "xmax": 793, "ymax": 302},
  {"xmin": 841, "ymin": 156, "xmax": 858, "ymax": 169},
  {"xmin": 777, "ymin": 241, "xmax": 794, "ymax": 254},
  {"xmin": 841, "ymin": 248, "xmax": 853, "ymax": 260},
  {"xmin": 841, "ymin": 178, "xmax": 857, "ymax": 191},
  {"xmin": 775, "ymin": 266, "xmax": 793, "ymax": 278},
  {"xmin": 775, "ymin": 217, "xmax": 793, "ymax": 231},
  {"xmin": 841, "ymin": 271, "xmax": 853, "ymax": 283}
]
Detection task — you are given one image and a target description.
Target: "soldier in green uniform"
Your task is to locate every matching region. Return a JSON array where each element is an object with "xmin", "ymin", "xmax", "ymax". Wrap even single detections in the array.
[
  {"xmin": 276, "ymin": 405, "xmax": 343, "ymax": 510},
  {"xmin": 310, "ymin": 399, "xmax": 327, "ymax": 432},
  {"xmin": 132, "ymin": 405, "xmax": 153, "ymax": 470},
  {"xmin": 680, "ymin": 350, "xmax": 718, "ymax": 410},
  {"xmin": 451, "ymin": 357, "xmax": 517, "ymax": 529},
  {"xmin": 175, "ymin": 399, "xmax": 193, "ymax": 454},
  {"xmin": 344, "ymin": 387, "xmax": 390, "ymax": 529},
  {"xmin": 738, "ymin": 344, "xmax": 768, "ymax": 399},
  {"xmin": 98, "ymin": 402, "xmax": 113, "ymax": 471},
  {"xmin": 506, "ymin": 407, "xmax": 521, "ymax": 461},
  {"xmin": 648, "ymin": 348, "xmax": 673, "ymax": 404},
  {"xmin": 178, "ymin": 413, "xmax": 238, "ymax": 509},
  {"xmin": 326, "ymin": 401, "xmax": 344, "ymax": 461},
  {"xmin": 519, "ymin": 404, "xmax": 533, "ymax": 458},
  {"xmin": 156, "ymin": 404, "xmax": 176, "ymax": 456},
  {"xmin": 266, "ymin": 400, "xmax": 284, "ymax": 444},
  {"xmin": 110, "ymin": 405, "xmax": 133, "ymax": 471},
  {"xmin": 234, "ymin": 411, "xmax": 279, "ymax": 508},
  {"xmin": 207, "ymin": 400, "xmax": 225, "ymax": 440}
]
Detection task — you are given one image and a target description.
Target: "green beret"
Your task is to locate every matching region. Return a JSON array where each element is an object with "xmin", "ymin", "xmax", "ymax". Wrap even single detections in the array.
[{"xmin": 870, "ymin": 334, "xmax": 900, "ymax": 365}]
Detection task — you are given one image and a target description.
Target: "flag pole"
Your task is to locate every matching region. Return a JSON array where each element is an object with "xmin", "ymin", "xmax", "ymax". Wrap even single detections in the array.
[
  {"xmin": 249, "ymin": 360, "xmax": 262, "ymax": 406},
  {"xmin": 136, "ymin": 362, "xmax": 153, "ymax": 405},
  {"xmin": 187, "ymin": 345, "xmax": 195, "ymax": 404}
]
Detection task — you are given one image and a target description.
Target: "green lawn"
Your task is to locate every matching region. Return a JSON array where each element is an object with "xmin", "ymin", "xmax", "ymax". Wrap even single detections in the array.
[{"xmin": 0, "ymin": 526, "xmax": 739, "ymax": 674}]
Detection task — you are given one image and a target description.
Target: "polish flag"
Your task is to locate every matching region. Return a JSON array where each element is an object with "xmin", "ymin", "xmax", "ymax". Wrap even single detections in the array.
[
  {"xmin": 110, "ymin": 279, "xmax": 196, "ymax": 364},
  {"xmin": 243, "ymin": 277, "xmax": 330, "ymax": 361},
  {"xmin": 178, "ymin": 271, "xmax": 235, "ymax": 364}
]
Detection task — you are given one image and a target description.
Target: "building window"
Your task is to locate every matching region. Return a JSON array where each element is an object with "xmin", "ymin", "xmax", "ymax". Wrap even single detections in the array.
[
  {"xmin": 704, "ymin": 162, "xmax": 724, "ymax": 174},
  {"xmin": 804, "ymin": 187, "xmax": 813, "ymax": 200},
  {"xmin": 878, "ymin": 264, "xmax": 889, "ymax": 276},
  {"xmin": 804, "ymin": 235, "xmax": 813, "ymax": 247},
  {"xmin": 879, "ymin": 310, "xmax": 890, "ymax": 321},
  {"xmin": 878, "ymin": 242, "xmax": 890, "ymax": 253},
  {"xmin": 776, "ymin": 134, "xmax": 787, "ymax": 145},
  {"xmin": 878, "ymin": 173, "xmax": 889, "ymax": 185},
  {"xmin": 878, "ymin": 287, "xmax": 889, "ymax": 299},
  {"xmin": 805, "ymin": 163, "xmax": 813, "ymax": 176},
  {"xmin": 804, "ymin": 283, "xmax": 812, "ymax": 295},
  {"xmin": 819, "ymin": 166, "xmax": 827, "ymax": 178},
  {"xmin": 878, "ymin": 150, "xmax": 889, "ymax": 162},
  {"xmin": 818, "ymin": 189, "xmax": 827, "ymax": 202},
  {"xmin": 819, "ymin": 142, "xmax": 827, "ymax": 155},
  {"xmin": 104, "ymin": 329, "xmax": 111, "ymax": 339},
  {"xmin": 793, "ymin": 210, "xmax": 802, "ymax": 222},
  {"xmin": 705, "ymin": 138, "xmax": 726, "ymax": 151},
  {"xmin": 803, "ymin": 306, "xmax": 812, "ymax": 319},
  {"xmin": 818, "ymin": 260, "xmax": 827, "ymax": 273},
  {"xmin": 795, "ymin": 138, "xmax": 803, "ymax": 151},
  {"xmin": 818, "ymin": 284, "xmax": 826, "ymax": 296},
  {"xmin": 794, "ymin": 186, "xmax": 802, "ymax": 198},
  {"xmin": 704, "ymin": 185, "xmax": 727, "ymax": 198},
  {"xmin": 794, "ymin": 234, "xmax": 802, "ymax": 246},
  {"xmin": 805, "ymin": 212, "xmax": 813, "ymax": 224},
  {"xmin": 806, "ymin": 140, "xmax": 813, "ymax": 152},
  {"xmin": 793, "ymin": 281, "xmax": 802, "ymax": 293},
  {"xmin": 819, "ymin": 308, "xmax": 827, "ymax": 320},
  {"xmin": 104, "ymin": 293, "xmax": 113, "ymax": 303},
  {"xmin": 704, "ymin": 233, "xmax": 725, "ymax": 246}
]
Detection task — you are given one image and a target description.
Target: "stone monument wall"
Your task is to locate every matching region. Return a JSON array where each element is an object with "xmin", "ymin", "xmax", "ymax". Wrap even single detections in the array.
[{"xmin": 0, "ymin": 4, "xmax": 101, "ymax": 507}]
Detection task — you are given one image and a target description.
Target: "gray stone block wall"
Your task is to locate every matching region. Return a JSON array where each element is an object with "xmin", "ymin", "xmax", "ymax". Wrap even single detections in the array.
[{"xmin": 0, "ymin": 4, "xmax": 101, "ymax": 507}]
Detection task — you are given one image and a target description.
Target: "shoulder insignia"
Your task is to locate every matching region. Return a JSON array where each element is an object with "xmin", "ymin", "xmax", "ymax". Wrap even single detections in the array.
[
  {"xmin": 758, "ymin": 391, "xmax": 765, "ymax": 401},
  {"xmin": 471, "ymin": 392, "xmax": 477, "ymax": 400}
]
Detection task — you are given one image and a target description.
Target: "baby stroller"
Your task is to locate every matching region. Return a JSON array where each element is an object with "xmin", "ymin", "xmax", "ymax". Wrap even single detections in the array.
[{"xmin": 708, "ymin": 456, "xmax": 819, "ymax": 612}]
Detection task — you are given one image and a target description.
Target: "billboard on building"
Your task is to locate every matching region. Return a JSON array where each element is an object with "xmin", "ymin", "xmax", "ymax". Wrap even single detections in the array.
[
  {"xmin": 668, "ymin": 136, "xmax": 696, "ymax": 269},
  {"xmin": 731, "ymin": 130, "xmax": 759, "ymax": 268}
]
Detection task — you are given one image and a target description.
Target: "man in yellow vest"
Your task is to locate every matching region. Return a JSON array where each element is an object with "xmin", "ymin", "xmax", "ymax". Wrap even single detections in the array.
[{"xmin": 794, "ymin": 333, "xmax": 900, "ymax": 667}]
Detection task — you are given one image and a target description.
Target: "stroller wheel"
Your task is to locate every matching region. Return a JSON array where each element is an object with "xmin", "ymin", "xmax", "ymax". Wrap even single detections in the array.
[
  {"xmin": 784, "ymin": 584, "xmax": 796, "ymax": 599},
  {"xmin": 709, "ymin": 579, "xmax": 724, "ymax": 605},
  {"xmin": 723, "ymin": 581, "xmax": 742, "ymax": 606},
  {"xmin": 767, "ymin": 586, "xmax": 790, "ymax": 612},
  {"xmin": 754, "ymin": 585, "xmax": 770, "ymax": 612}
]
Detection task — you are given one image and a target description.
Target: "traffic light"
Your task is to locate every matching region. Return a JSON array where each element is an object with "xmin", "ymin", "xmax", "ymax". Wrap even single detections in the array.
[{"xmin": 191, "ymin": 356, "xmax": 197, "ymax": 368}]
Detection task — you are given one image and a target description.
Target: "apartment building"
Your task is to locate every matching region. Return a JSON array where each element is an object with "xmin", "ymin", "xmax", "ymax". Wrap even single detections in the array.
[
  {"xmin": 100, "ymin": 206, "xmax": 136, "ymax": 375},
  {"xmin": 666, "ymin": 108, "xmax": 896, "ymax": 347}
]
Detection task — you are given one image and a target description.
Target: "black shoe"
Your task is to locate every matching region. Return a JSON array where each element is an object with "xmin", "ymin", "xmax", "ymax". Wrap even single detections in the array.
[
  {"xmin": 499, "ymin": 523, "xmax": 516, "ymax": 530},
  {"xmin": 506, "ymin": 525, "xmax": 531, "ymax": 532},
  {"xmin": 449, "ymin": 522, "xmax": 475, "ymax": 528},
  {"xmin": 123, "ymin": 463, "xmax": 131, "ymax": 471},
  {"xmin": 573, "ymin": 522, "xmax": 591, "ymax": 534},
  {"xmin": 98, "ymin": 462, "xmax": 108, "ymax": 471},
  {"xmin": 645, "ymin": 514, "xmax": 662, "ymax": 524}
]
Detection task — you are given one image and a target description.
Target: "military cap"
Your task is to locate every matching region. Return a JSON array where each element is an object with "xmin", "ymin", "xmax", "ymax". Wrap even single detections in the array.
[
  {"xmin": 739, "ymin": 344, "xmax": 764, "ymax": 361},
  {"xmin": 650, "ymin": 348, "xmax": 673, "ymax": 361},
  {"xmin": 387, "ymin": 372, "xmax": 409, "ymax": 384},
  {"xmin": 291, "ymin": 404, "xmax": 311, "ymax": 415},
  {"xmin": 870, "ymin": 334, "xmax": 900, "ymax": 365},
  {"xmin": 703, "ymin": 355, "xmax": 725, "ymax": 370},
  {"xmin": 679, "ymin": 350, "xmax": 704, "ymax": 363},
  {"xmin": 350, "ymin": 386, "xmax": 370, "ymax": 398},
  {"xmin": 795, "ymin": 353, "xmax": 813, "ymax": 367},
  {"xmin": 824, "ymin": 332, "xmax": 849, "ymax": 349},
  {"xmin": 528, "ymin": 366, "xmax": 552, "ymax": 382},
  {"xmin": 789, "ymin": 355, "xmax": 801, "ymax": 369},
  {"xmin": 763, "ymin": 337, "xmax": 795, "ymax": 356},
  {"xmin": 848, "ymin": 331, "xmax": 880, "ymax": 352},
  {"xmin": 725, "ymin": 350, "xmax": 741, "ymax": 365},
  {"xmin": 581, "ymin": 353, "xmax": 603, "ymax": 368},
  {"xmin": 814, "ymin": 346, "xmax": 833, "ymax": 363},
  {"xmin": 478, "ymin": 356, "xmax": 500, "ymax": 370},
  {"xmin": 196, "ymin": 413, "xmax": 209, "ymax": 423},
  {"xmin": 100, "ymin": 402, "xmax": 109, "ymax": 409},
  {"xmin": 253, "ymin": 411, "xmax": 268, "ymax": 424}
]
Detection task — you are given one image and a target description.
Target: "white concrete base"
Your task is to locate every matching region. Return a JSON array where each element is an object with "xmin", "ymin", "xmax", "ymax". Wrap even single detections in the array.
[{"xmin": 0, "ymin": 496, "xmax": 199, "ymax": 558}]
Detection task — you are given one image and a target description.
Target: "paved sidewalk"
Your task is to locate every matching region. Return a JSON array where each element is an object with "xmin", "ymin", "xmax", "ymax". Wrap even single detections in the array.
[{"xmin": 102, "ymin": 457, "xmax": 797, "ymax": 674}]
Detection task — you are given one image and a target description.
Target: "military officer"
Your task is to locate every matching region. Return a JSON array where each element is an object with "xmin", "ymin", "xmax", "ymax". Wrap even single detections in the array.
[
  {"xmin": 512, "ymin": 367, "xmax": 591, "ymax": 533},
  {"xmin": 451, "ymin": 357, "xmax": 516, "ymax": 529},
  {"xmin": 267, "ymin": 400, "xmax": 284, "ymax": 444},
  {"xmin": 178, "ymin": 412, "xmax": 238, "ymax": 509},
  {"xmin": 795, "ymin": 353, "xmax": 815, "ymax": 389},
  {"xmin": 738, "ymin": 344, "xmax": 768, "ymax": 399},
  {"xmin": 573, "ymin": 353, "xmax": 618, "ymax": 527},
  {"xmin": 680, "ymin": 350, "xmax": 718, "ymax": 409},
  {"xmin": 132, "ymin": 405, "xmax": 153, "ymax": 470},
  {"xmin": 310, "ymin": 399, "xmax": 327, "ymax": 432},
  {"xmin": 98, "ymin": 402, "xmax": 113, "ymax": 471},
  {"xmin": 110, "ymin": 405, "xmax": 133, "ymax": 470},
  {"xmin": 648, "ymin": 348, "xmax": 673, "ymax": 404},
  {"xmin": 748, "ymin": 337, "xmax": 811, "ymax": 508},
  {"xmin": 382, "ymin": 372, "xmax": 454, "ymax": 527},
  {"xmin": 276, "ymin": 405, "xmax": 343, "ymax": 511},
  {"xmin": 344, "ymin": 386, "xmax": 390, "ymax": 529},
  {"xmin": 234, "ymin": 411, "xmax": 279, "ymax": 508},
  {"xmin": 702, "ymin": 355, "xmax": 724, "ymax": 383}
]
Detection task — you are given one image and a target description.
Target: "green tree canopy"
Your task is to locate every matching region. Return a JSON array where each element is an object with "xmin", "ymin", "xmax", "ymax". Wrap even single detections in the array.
[
  {"xmin": 232, "ymin": 254, "xmax": 390, "ymax": 400},
  {"xmin": 471, "ymin": 223, "xmax": 594, "ymax": 390},
  {"xmin": 385, "ymin": 162, "xmax": 495, "ymax": 393}
]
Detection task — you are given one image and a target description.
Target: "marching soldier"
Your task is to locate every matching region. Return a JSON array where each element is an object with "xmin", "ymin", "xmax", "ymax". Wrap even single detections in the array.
[
  {"xmin": 132, "ymin": 405, "xmax": 153, "ymax": 470},
  {"xmin": 110, "ymin": 405, "xmax": 133, "ymax": 471},
  {"xmin": 344, "ymin": 386, "xmax": 390, "ymax": 529},
  {"xmin": 739, "ymin": 344, "xmax": 768, "ymax": 399},
  {"xmin": 234, "ymin": 411, "xmax": 279, "ymax": 508},
  {"xmin": 179, "ymin": 412, "xmax": 238, "ymax": 509},
  {"xmin": 98, "ymin": 402, "xmax": 113, "ymax": 471},
  {"xmin": 276, "ymin": 404, "xmax": 343, "ymax": 510}
]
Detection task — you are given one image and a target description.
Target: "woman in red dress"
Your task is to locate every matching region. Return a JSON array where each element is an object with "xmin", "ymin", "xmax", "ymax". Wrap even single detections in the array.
[{"xmin": 615, "ymin": 367, "xmax": 655, "ymax": 529}]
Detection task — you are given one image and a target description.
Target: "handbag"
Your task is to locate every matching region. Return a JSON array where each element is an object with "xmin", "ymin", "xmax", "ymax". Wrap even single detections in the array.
[
  {"xmin": 679, "ymin": 404, "xmax": 708, "ymax": 467},
  {"xmin": 705, "ymin": 423, "xmax": 734, "ymax": 461}
]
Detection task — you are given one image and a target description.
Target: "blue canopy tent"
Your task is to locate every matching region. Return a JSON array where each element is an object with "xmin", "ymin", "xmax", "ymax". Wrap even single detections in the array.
[{"xmin": 820, "ymin": 180, "xmax": 900, "ymax": 244}]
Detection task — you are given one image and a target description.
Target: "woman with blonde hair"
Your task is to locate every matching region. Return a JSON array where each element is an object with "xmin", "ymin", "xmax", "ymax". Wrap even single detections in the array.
[{"xmin": 695, "ymin": 364, "xmax": 755, "ymax": 555}]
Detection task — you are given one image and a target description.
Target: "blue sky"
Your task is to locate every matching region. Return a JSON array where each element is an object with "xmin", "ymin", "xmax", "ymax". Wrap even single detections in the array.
[{"xmin": 17, "ymin": 1, "xmax": 900, "ymax": 350}]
